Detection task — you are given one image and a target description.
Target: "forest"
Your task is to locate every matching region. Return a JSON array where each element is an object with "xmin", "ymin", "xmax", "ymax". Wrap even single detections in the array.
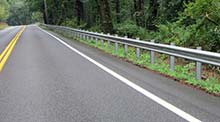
[{"xmin": 0, "ymin": 0, "xmax": 220, "ymax": 52}]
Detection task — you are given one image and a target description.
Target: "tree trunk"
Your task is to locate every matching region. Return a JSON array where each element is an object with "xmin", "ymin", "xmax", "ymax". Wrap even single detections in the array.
[
  {"xmin": 53, "ymin": 0, "xmax": 60, "ymax": 24},
  {"xmin": 57, "ymin": 0, "xmax": 67, "ymax": 25},
  {"xmin": 76, "ymin": 0, "xmax": 84, "ymax": 25},
  {"xmin": 97, "ymin": 0, "xmax": 113, "ymax": 33},
  {"xmin": 147, "ymin": 0, "xmax": 158, "ymax": 30},
  {"xmin": 115, "ymin": 0, "xmax": 120, "ymax": 23},
  {"xmin": 134, "ymin": 0, "xmax": 144, "ymax": 26},
  {"xmin": 43, "ymin": 0, "xmax": 49, "ymax": 24}
]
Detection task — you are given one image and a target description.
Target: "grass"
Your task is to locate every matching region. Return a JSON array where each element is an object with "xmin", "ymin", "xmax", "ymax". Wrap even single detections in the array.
[
  {"xmin": 48, "ymin": 28, "xmax": 220, "ymax": 95},
  {"xmin": 0, "ymin": 22, "xmax": 8, "ymax": 30}
]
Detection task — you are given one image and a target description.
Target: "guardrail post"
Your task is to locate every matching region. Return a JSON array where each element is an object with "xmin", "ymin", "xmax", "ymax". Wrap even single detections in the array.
[
  {"xmin": 84, "ymin": 34, "xmax": 86, "ymax": 40},
  {"xmin": 136, "ymin": 38, "xmax": 140, "ymax": 59},
  {"xmin": 150, "ymin": 40, "xmax": 155, "ymax": 64},
  {"xmin": 115, "ymin": 34, "xmax": 118, "ymax": 53},
  {"xmin": 78, "ymin": 33, "xmax": 80, "ymax": 39},
  {"xmin": 170, "ymin": 43, "xmax": 175, "ymax": 71},
  {"xmin": 93, "ymin": 36, "xmax": 96, "ymax": 42},
  {"xmin": 80, "ymin": 33, "xmax": 82, "ymax": 39},
  {"xmin": 86, "ymin": 34, "xmax": 89, "ymax": 41},
  {"xmin": 80, "ymin": 32, "xmax": 83, "ymax": 39},
  {"xmin": 66, "ymin": 29, "xmax": 69, "ymax": 37},
  {"xmin": 86, "ymin": 31, "xmax": 89, "ymax": 41},
  {"xmin": 107, "ymin": 33, "xmax": 110, "ymax": 48},
  {"xmin": 124, "ymin": 36, "xmax": 128, "ymax": 55},
  {"xmin": 95, "ymin": 37, "xmax": 98, "ymax": 47},
  {"xmin": 75, "ymin": 32, "xmax": 77, "ymax": 38},
  {"xmin": 196, "ymin": 47, "xmax": 202, "ymax": 80},
  {"xmin": 79, "ymin": 31, "xmax": 82, "ymax": 39},
  {"xmin": 91, "ymin": 32, "xmax": 94, "ymax": 41},
  {"xmin": 70, "ymin": 30, "xmax": 73, "ymax": 38},
  {"xmin": 73, "ymin": 32, "xmax": 75, "ymax": 38},
  {"xmin": 83, "ymin": 33, "xmax": 86, "ymax": 40},
  {"xmin": 89, "ymin": 35, "xmax": 92, "ymax": 41},
  {"xmin": 78, "ymin": 30, "xmax": 81, "ymax": 39},
  {"xmin": 101, "ymin": 32, "xmax": 104, "ymax": 48}
]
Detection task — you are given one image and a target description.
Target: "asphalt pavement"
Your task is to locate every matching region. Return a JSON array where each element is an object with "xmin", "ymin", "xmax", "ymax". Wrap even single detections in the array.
[{"xmin": 0, "ymin": 25, "xmax": 220, "ymax": 122}]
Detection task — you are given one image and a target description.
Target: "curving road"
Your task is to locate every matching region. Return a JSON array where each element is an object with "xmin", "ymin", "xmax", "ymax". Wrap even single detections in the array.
[{"xmin": 0, "ymin": 25, "xmax": 220, "ymax": 122}]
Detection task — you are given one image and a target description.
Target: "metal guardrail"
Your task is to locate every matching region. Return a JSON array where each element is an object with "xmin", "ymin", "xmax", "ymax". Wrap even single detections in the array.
[{"xmin": 41, "ymin": 24, "xmax": 220, "ymax": 80}]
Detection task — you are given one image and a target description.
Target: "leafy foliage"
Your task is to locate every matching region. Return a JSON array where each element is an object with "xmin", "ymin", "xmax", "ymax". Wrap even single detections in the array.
[
  {"xmin": 0, "ymin": 22, "xmax": 8, "ymax": 30},
  {"xmin": 157, "ymin": 0, "xmax": 220, "ymax": 52},
  {"xmin": 0, "ymin": 0, "xmax": 9, "ymax": 21},
  {"xmin": 115, "ymin": 20, "xmax": 154, "ymax": 39},
  {"xmin": 115, "ymin": 20, "xmax": 140, "ymax": 37},
  {"xmin": 6, "ymin": 0, "xmax": 33, "ymax": 25},
  {"xmin": 31, "ymin": 12, "xmax": 43, "ymax": 23}
]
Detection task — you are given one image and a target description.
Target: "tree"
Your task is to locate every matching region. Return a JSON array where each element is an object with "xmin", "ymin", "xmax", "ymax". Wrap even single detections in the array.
[
  {"xmin": 97, "ymin": 0, "xmax": 113, "ymax": 33},
  {"xmin": 157, "ymin": 0, "xmax": 192, "ymax": 23},
  {"xmin": 133, "ymin": 0, "xmax": 144, "ymax": 26},
  {"xmin": 75, "ymin": 0, "xmax": 84, "ymax": 25},
  {"xmin": 115, "ymin": 0, "xmax": 120, "ymax": 23},
  {"xmin": 43, "ymin": 0, "xmax": 49, "ymax": 24},
  {"xmin": 6, "ymin": 0, "xmax": 33, "ymax": 25},
  {"xmin": 146, "ymin": 0, "xmax": 158, "ymax": 30},
  {"xmin": 0, "ymin": 0, "xmax": 9, "ymax": 21}
]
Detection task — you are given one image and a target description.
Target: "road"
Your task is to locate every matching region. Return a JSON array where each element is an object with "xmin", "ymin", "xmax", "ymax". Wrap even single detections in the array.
[{"xmin": 0, "ymin": 25, "xmax": 220, "ymax": 122}]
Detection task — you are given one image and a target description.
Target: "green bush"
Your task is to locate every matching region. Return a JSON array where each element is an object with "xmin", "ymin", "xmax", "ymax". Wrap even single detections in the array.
[
  {"xmin": 156, "ymin": 22, "xmax": 191, "ymax": 45},
  {"xmin": 61, "ymin": 18, "xmax": 86, "ymax": 29},
  {"xmin": 0, "ymin": 22, "xmax": 8, "ymax": 30},
  {"xmin": 88, "ymin": 25, "xmax": 102, "ymax": 33},
  {"xmin": 115, "ymin": 20, "xmax": 154, "ymax": 40},
  {"xmin": 115, "ymin": 20, "xmax": 139, "ymax": 37},
  {"xmin": 156, "ymin": 0, "xmax": 220, "ymax": 51}
]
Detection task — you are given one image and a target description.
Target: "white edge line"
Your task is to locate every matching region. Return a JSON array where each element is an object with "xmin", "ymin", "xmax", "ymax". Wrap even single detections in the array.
[{"xmin": 37, "ymin": 26, "xmax": 202, "ymax": 122}]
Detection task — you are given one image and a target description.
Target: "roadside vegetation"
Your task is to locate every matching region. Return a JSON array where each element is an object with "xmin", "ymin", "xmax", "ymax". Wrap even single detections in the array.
[
  {"xmin": 45, "ymin": 27, "xmax": 220, "ymax": 95},
  {"xmin": 0, "ymin": 22, "xmax": 8, "ymax": 30},
  {"xmin": 0, "ymin": 0, "xmax": 8, "ymax": 30}
]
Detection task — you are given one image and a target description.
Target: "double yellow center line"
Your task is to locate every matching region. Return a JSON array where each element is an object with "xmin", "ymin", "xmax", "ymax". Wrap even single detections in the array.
[{"xmin": 0, "ymin": 26, "xmax": 26, "ymax": 72}]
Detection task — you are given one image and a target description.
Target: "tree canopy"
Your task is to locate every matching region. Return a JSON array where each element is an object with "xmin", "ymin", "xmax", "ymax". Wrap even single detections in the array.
[
  {"xmin": 0, "ymin": 0, "xmax": 9, "ymax": 21},
  {"xmin": 1, "ymin": 0, "xmax": 220, "ymax": 52}
]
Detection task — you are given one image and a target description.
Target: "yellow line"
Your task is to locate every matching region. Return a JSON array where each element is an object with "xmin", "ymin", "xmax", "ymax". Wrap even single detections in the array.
[
  {"xmin": 0, "ymin": 30, "xmax": 20, "ymax": 60},
  {"xmin": 0, "ymin": 26, "xmax": 26, "ymax": 72}
]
